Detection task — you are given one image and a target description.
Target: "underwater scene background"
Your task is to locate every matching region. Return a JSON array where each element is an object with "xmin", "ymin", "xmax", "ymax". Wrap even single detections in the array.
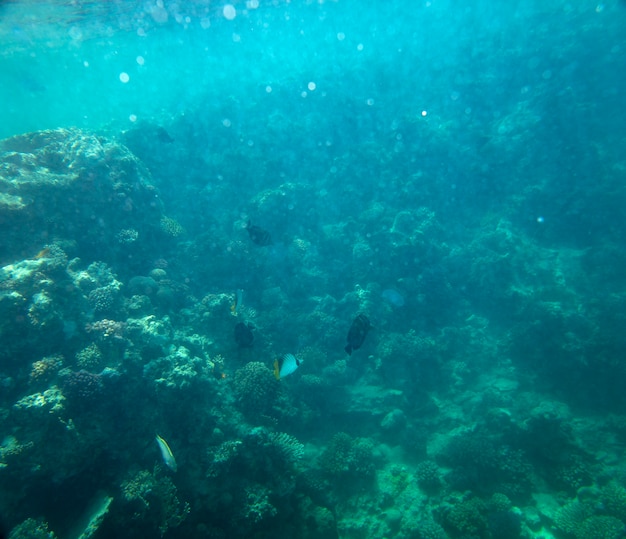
[{"xmin": 1, "ymin": 0, "xmax": 626, "ymax": 538}]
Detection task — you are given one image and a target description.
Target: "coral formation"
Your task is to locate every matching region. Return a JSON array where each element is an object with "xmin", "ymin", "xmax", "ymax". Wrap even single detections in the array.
[
  {"xmin": 120, "ymin": 469, "xmax": 189, "ymax": 535},
  {"xmin": 75, "ymin": 344, "xmax": 104, "ymax": 371},
  {"xmin": 575, "ymin": 516, "xmax": 625, "ymax": 539},
  {"xmin": 232, "ymin": 362, "xmax": 279, "ymax": 418},
  {"xmin": 160, "ymin": 216, "xmax": 185, "ymax": 237},
  {"xmin": 0, "ymin": 128, "xmax": 163, "ymax": 265},
  {"xmin": 319, "ymin": 432, "xmax": 377, "ymax": 483},
  {"xmin": 8, "ymin": 518, "xmax": 57, "ymax": 539},
  {"xmin": 0, "ymin": 12, "xmax": 625, "ymax": 537},
  {"xmin": 415, "ymin": 460, "xmax": 442, "ymax": 493},
  {"xmin": 62, "ymin": 370, "xmax": 103, "ymax": 402},
  {"xmin": 29, "ymin": 355, "xmax": 63, "ymax": 385},
  {"xmin": 437, "ymin": 494, "xmax": 488, "ymax": 537}
]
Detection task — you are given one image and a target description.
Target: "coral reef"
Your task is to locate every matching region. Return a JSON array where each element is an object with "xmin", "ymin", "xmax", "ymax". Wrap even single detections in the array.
[
  {"xmin": 0, "ymin": 11, "xmax": 625, "ymax": 536},
  {"xmin": 0, "ymin": 128, "xmax": 163, "ymax": 265},
  {"xmin": 8, "ymin": 518, "xmax": 57, "ymax": 539}
]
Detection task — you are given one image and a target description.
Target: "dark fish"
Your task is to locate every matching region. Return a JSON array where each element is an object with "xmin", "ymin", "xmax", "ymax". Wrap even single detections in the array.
[
  {"xmin": 345, "ymin": 314, "xmax": 371, "ymax": 356},
  {"xmin": 245, "ymin": 220, "xmax": 272, "ymax": 246},
  {"xmin": 156, "ymin": 126, "xmax": 174, "ymax": 143},
  {"xmin": 234, "ymin": 321, "xmax": 254, "ymax": 347}
]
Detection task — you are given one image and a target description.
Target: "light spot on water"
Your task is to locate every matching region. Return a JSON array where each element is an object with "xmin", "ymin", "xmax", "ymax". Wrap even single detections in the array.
[
  {"xmin": 308, "ymin": 82, "xmax": 316, "ymax": 91},
  {"xmin": 119, "ymin": 72, "xmax": 130, "ymax": 83},
  {"xmin": 223, "ymin": 4, "xmax": 237, "ymax": 20},
  {"xmin": 68, "ymin": 26, "xmax": 83, "ymax": 41},
  {"xmin": 129, "ymin": 114, "xmax": 137, "ymax": 122},
  {"xmin": 382, "ymin": 288, "xmax": 405, "ymax": 308},
  {"xmin": 265, "ymin": 85, "xmax": 272, "ymax": 93},
  {"xmin": 537, "ymin": 216, "xmax": 545, "ymax": 223},
  {"xmin": 421, "ymin": 110, "xmax": 427, "ymax": 117},
  {"xmin": 337, "ymin": 32, "xmax": 345, "ymax": 41},
  {"xmin": 136, "ymin": 56, "xmax": 145, "ymax": 65},
  {"xmin": 222, "ymin": 119, "xmax": 232, "ymax": 127},
  {"xmin": 357, "ymin": 43, "xmax": 364, "ymax": 51}
]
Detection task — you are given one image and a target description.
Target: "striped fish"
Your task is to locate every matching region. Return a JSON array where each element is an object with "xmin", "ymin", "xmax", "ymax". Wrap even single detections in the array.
[
  {"xmin": 155, "ymin": 434, "xmax": 177, "ymax": 472},
  {"xmin": 273, "ymin": 353, "xmax": 302, "ymax": 380}
]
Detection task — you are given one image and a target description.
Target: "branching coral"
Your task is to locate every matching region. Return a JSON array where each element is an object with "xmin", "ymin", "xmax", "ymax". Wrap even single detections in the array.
[
  {"xmin": 29, "ymin": 354, "xmax": 63, "ymax": 385},
  {"xmin": 415, "ymin": 460, "xmax": 442, "ymax": 493},
  {"xmin": 242, "ymin": 485, "xmax": 277, "ymax": 524},
  {"xmin": 438, "ymin": 430, "xmax": 533, "ymax": 501},
  {"xmin": 319, "ymin": 432, "xmax": 376, "ymax": 482},
  {"xmin": 121, "ymin": 469, "xmax": 189, "ymax": 535},
  {"xmin": 232, "ymin": 362, "xmax": 278, "ymax": 417},
  {"xmin": 62, "ymin": 370, "xmax": 103, "ymax": 401},
  {"xmin": 75, "ymin": 344, "xmax": 104, "ymax": 371},
  {"xmin": 575, "ymin": 516, "xmax": 625, "ymax": 539},
  {"xmin": 160, "ymin": 216, "xmax": 184, "ymax": 237},
  {"xmin": 268, "ymin": 431, "xmax": 305, "ymax": 466},
  {"xmin": 437, "ymin": 494, "xmax": 488, "ymax": 538},
  {"xmin": 601, "ymin": 482, "xmax": 626, "ymax": 522},
  {"xmin": 553, "ymin": 500, "xmax": 595, "ymax": 537}
]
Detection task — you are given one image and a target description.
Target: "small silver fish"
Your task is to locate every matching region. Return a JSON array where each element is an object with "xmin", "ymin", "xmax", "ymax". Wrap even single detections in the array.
[{"xmin": 155, "ymin": 434, "xmax": 177, "ymax": 472}]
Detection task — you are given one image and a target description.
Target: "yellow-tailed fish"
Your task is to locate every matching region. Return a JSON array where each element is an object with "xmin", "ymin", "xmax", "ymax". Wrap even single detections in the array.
[
  {"xmin": 230, "ymin": 289, "xmax": 244, "ymax": 316},
  {"xmin": 273, "ymin": 353, "xmax": 302, "ymax": 380},
  {"xmin": 155, "ymin": 434, "xmax": 177, "ymax": 472},
  {"xmin": 34, "ymin": 247, "xmax": 50, "ymax": 260}
]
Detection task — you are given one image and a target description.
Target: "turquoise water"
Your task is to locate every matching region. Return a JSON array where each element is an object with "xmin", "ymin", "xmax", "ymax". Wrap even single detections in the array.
[{"xmin": 1, "ymin": 1, "xmax": 626, "ymax": 538}]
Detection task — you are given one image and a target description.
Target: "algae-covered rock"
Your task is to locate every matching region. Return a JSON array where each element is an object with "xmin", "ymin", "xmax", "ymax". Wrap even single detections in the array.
[
  {"xmin": 0, "ymin": 128, "xmax": 163, "ymax": 265},
  {"xmin": 13, "ymin": 386, "xmax": 65, "ymax": 414},
  {"xmin": 125, "ymin": 315, "xmax": 172, "ymax": 349},
  {"xmin": 143, "ymin": 345, "xmax": 213, "ymax": 390}
]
